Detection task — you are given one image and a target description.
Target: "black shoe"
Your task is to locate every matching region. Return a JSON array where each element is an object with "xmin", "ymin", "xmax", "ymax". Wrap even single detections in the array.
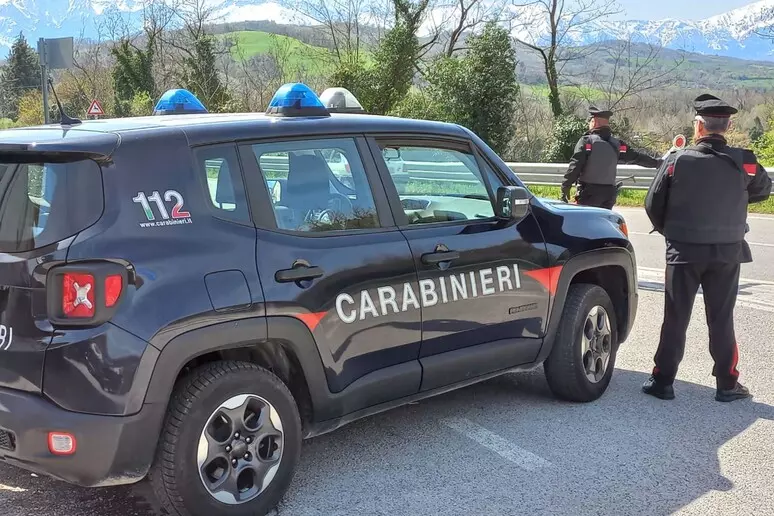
[
  {"xmin": 642, "ymin": 376, "xmax": 675, "ymax": 400},
  {"xmin": 715, "ymin": 383, "xmax": 752, "ymax": 402}
]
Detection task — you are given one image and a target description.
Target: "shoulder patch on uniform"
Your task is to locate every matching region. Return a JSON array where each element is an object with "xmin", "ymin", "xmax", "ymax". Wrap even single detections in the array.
[
  {"xmin": 743, "ymin": 163, "xmax": 757, "ymax": 176},
  {"xmin": 665, "ymin": 154, "xmax": 680, "ymax": 176}
]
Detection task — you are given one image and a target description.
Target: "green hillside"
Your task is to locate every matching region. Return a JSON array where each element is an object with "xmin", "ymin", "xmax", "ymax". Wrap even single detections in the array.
[
  {"xmin": 223, "ymin": 30, "xmax": 334, "ymax": 77},
  {"xmin": 217, "ymin": 27, "xmax": 774, "ymax": 92}
]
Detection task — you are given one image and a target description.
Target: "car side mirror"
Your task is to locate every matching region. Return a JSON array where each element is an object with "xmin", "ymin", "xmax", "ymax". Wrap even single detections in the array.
[
  {"xmin": 383, "ymin": 147, "xmax": 401, "ymax": 161},
  {"xmin": 496, "ymin": 186, "xmax": 531, "ymax": 220}
]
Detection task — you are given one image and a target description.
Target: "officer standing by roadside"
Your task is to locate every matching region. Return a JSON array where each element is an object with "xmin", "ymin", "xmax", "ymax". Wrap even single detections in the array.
[
  {"xmin": 643, "ymin": 93, "xmax": 772, "ymax": 402},
  {"xmin": 562, "ymin": 106, "xmax": 662, "ymax": 209}
]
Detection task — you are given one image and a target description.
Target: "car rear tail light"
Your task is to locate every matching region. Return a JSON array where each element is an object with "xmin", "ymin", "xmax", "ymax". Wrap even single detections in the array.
[
  {"xmin": 62, "ymin": 273, "xmax": 96, "ymax": 318},
  {"xmin": 48, "ymin": 432, "xmax": 76, "ymax": 455},
  {"xmin": 47, "ymin": 262, "xmax": 129, "ymax": 327},
  {"xmin": 105, "ymin": 275, "xmax": 123, "ymax": 308}
]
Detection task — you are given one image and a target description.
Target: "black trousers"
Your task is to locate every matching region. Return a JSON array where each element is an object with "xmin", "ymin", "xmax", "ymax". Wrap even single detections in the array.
[
  {"xmin": 652, "ymin": 262, "xmax": 741, "ymax": 390},
  {"xmin": 575, "ymin": 183, "xmax": 617, "ymax": 209}
]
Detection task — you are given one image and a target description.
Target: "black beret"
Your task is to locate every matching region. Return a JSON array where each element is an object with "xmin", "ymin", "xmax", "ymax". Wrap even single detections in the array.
[
  {"xmin": 694, "ymin": 94, "xmax": 738, "ymax": 117},
  {"xmin": 588, "ymin": 105, "xmax": 613, "ymax": 118}
]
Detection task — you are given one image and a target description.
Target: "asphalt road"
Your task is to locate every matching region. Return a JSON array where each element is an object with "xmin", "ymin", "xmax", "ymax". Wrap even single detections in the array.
[{"xmin": 3, "ymin": 207, "xmax": 774, "ymax": 516}]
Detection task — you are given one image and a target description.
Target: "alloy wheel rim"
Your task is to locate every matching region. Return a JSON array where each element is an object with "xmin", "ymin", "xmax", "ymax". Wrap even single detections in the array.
[
  {"xmin": 581, "ymin": 306, "xmax": 612, "ymax": 384},
  {"xmin": 197, "ymin": 394, "xmax": 284, "ymax": 505}
]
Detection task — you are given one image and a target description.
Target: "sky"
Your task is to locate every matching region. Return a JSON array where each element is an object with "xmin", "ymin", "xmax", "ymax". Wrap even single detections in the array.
[{"xmin": 614, "ymin": 0, "xmax": 757, "ymax": 20}]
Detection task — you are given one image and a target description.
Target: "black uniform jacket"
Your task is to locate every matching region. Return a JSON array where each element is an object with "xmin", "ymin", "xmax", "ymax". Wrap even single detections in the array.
[
  {"xmin": 645, "ymin": 135, "xmax": 773, "ymax": 264},
  {"xmin": 562, "ymin": 127, "xmax": 662, "ymax": 193}
]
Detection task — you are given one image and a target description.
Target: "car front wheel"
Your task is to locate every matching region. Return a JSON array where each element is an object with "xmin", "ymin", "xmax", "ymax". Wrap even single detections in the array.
[
  {"xmin": 149, "ymin": 361, "xmax": 302, "ymax": 516},
  {"xmin": 543, "ymin": 284, "xmax": 619, "ymax": 402}
]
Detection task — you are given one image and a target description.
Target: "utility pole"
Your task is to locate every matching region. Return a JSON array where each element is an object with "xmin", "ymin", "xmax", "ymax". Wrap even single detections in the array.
[{"xmin": 37, "ymin": 38, "xmax": 50, "ymax": 124}]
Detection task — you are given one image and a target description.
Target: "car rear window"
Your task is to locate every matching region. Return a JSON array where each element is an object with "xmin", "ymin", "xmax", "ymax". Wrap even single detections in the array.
[{"xmin": 0, "ymin": 159, "xmax": 104, "ymax": 253}]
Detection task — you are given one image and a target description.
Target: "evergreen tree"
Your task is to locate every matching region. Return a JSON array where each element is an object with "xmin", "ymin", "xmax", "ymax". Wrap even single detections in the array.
[
  {"xmin": 180, "ymin": 36, "xmax": 230, "ymax": 112},
  {"xmin": 0, "ymin": 32, "xmax": 41, "ymax": 120},
  {"xmin": 422, "ymin": 23, "xmax": 520, "ymax": 156},
  {"xmin": 111, "ymin": 38, "xmax": 156, "ymax": 117},
  {"xmin": 329, "ymin": 0, "xmax": 428, "ymax": 116}
]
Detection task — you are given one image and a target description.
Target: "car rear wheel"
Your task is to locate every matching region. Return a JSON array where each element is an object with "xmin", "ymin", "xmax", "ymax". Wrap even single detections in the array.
[
  {"xmin": 149, "ymin": 361, "xmax": 301, "ymax": 516},
  {"xmin": 543, "ymin": 284, "xmax": 618, "ymax": 402}
]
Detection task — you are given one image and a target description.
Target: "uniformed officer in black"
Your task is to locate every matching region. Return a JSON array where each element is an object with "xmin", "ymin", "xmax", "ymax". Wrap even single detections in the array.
[
  {"xmin": 561, "ymin": 106, "xmax": 662, "ymax": 209},
  {"xmin": 643, "ymin": 93, "xmax": 772, "ymax": 402}
]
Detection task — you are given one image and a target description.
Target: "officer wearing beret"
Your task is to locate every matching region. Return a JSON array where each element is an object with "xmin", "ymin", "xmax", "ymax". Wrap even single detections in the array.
[
  {"xmin": 643, "ymin": 93, "xmax": 772, "ymax": 402},
  {"xmin": 561, "ymin": 106, "xmax": 662, "ymax": 209}
]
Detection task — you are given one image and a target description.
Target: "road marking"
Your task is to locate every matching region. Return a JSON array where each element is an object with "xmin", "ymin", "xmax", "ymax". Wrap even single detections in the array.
[
  {"xmin": 629, "ymin": 232, "xmax": 774, "ymax": 247},
  {"xmin": 441, "ymin": 417, "xmax": 551, "ymax": 471},
  {"xmin": 637, "ymin": 267, "xmax": 774, "ymax": 313},
  {"xmin": 638, "ymin": 266, "xmax": 774, "ymax": 286},
  {"xmin": 0, "ymin": 483, "xmax": 26, "ymax": 492}
]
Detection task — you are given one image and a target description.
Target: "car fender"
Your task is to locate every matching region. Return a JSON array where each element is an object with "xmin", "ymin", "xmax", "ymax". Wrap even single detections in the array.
[
  {"xmin": 535, "ymin": 247, "xmax": 638, "ymax": 365},
  {"xmin": 143, "ymin": 316, "xmax": 334, "ymax": 421}
]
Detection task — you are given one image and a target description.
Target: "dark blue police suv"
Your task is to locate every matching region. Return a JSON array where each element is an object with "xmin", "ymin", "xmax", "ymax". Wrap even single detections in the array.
[{"xmin": 0, "ymin": 84, "xmax": 637, "ymax": 515}]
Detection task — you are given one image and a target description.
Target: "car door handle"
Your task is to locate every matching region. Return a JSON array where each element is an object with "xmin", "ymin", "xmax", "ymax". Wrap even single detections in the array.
[
  {"xmin": 421, "ymin": 250, "xmax": 460, "ymax": 265},
  {"xmin": 275, "ymin": 265, "xmax": 324, "ymax": 283}
]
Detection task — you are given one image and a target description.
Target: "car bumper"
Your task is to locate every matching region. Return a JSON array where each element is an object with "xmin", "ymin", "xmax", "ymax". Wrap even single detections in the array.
[{"xmin": 0, "ymin": 387, "xmax": 165, "ymax": 487}]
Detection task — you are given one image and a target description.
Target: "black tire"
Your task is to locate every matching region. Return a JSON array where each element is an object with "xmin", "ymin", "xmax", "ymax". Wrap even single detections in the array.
[
  {"xmin": 149, "ymin": 361, "xmax": 302, "ymax": 516},
  {"xmin": 543, "ymin": 284, "xmax": 619, "ymax": 402}
]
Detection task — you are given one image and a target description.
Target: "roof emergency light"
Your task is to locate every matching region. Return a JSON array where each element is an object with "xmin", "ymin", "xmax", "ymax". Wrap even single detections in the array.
[
  {"xmin": 266, "ymin": 83, "xmax": 330, "ymax": 117},
  {"xmin": 153, "ymin": 89, "xmax": 208, "ymax": 115},
  {"xmin": 319, "ymin": 87, "xmax": 365, "ymax": 113}
]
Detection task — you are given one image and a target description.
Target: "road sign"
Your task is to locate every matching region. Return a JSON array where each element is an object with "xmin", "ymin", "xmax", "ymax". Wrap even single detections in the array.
[
  {"xmin": 37, "ymin": 37, "xmax": 74, "ymax": 124},
  {"xmin": 42, "ymin": 37, "xmax": 74, "ymax": 70},
  {"xmin": 87, "ymin": 100, "xmax": 105, "ymax": 116}
]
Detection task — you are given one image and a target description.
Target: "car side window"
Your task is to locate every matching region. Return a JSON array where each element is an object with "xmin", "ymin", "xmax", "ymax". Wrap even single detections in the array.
[
  {"xmin": 251, "ymin": 138, "xmax": 379, "ymax": 233},
  {"xmin": 376, "ymin": 143, "xmax": 496, "ymax": 225},
  {"xmin": 194, "ymin": 145, "xmax": 250, "ymax": 223}
]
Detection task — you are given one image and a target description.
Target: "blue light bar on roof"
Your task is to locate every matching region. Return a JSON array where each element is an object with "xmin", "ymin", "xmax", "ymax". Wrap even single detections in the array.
[
  {"xmin": 266, "ymin": 83, "xmax": 330, "ymax": 118},
  {"xmin": 153, "ymin": 89, "xmax": 208, "ymax": 115}
]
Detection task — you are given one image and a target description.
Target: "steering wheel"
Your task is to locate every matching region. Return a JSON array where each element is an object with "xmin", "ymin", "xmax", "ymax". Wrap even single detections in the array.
[{"xmin": 327, "ymin": 193, "xmax": 354, "ymax": 217}]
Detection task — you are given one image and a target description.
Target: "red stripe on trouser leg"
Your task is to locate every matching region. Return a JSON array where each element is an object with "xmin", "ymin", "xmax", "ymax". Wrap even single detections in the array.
[{"xmin": 730, "ymin": 342, "xmax": 740, "ymax": 378}]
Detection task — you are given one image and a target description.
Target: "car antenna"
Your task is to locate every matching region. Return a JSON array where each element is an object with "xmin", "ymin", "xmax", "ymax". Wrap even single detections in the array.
[{"xmin": 47, "ymin": 77, "xmax": 82, "ymax": 126}]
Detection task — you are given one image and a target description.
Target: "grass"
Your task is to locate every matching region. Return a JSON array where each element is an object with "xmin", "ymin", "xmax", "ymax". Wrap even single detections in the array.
[
  {"xmin": 222, "ymin": 30, "xmax": 334, "ymax": 77},
  {"xmin": 527, "ymin": 185, "xmax": 647, "ymax": 207},
  {"xmin": 526, "ymin": 185, "xmax": 774, "ymax": 214},
  {"xmin": 521, "ymin": 84, "xmax": 607, "ymax": 100}
]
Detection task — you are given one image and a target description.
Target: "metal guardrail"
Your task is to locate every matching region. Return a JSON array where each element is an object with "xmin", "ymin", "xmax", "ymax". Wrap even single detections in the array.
[
  {"xmin": 505, "ymin": 163, "xmax": 656, "ymax": 190},
  {"xmin": 208, "ymin": 157, "xmax": 774, "ymax": 191}
]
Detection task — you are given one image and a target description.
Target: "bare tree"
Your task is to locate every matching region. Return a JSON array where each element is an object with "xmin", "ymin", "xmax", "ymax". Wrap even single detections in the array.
[
  {"xmin": 428, "ymin": 0, "xmax": 511, "ymax": 57},
  {"xmin": 510, "ymin": 0, "xmax": 621, "ymax": 118},
  {"xmin": 63, "ymin": 21, "xmax": 114, "ymax": 116},
  {"xmin": 285, "ymin": 0, "xmax": 376, "ymax": 64},
  {"xmin": 581, "ymin": 38, "xmax": 685, "ymax": 112}
]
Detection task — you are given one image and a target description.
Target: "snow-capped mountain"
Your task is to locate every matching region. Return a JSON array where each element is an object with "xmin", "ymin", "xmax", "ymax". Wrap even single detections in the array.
[
  {"xmin": 0, "ymin": 0, "xmax": 303, "ymax": 53},
  {"xmin": 2, "ymin": 0, "xmax": 774, "ymax": 61},
  {"xmin": 511, "ymin": 0, "xmax": 774, "ymax": 60}
]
